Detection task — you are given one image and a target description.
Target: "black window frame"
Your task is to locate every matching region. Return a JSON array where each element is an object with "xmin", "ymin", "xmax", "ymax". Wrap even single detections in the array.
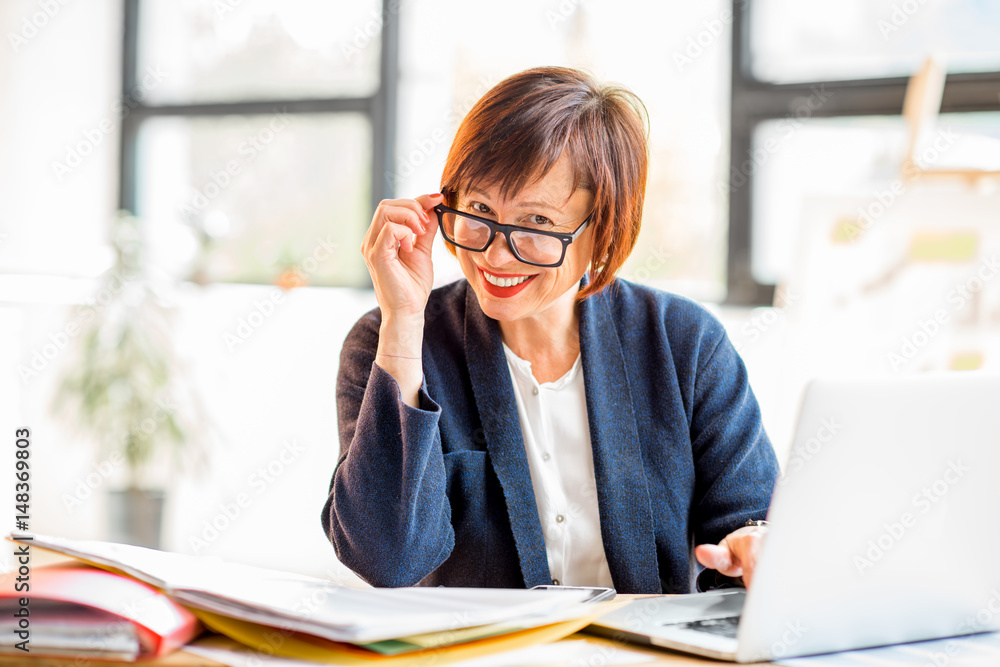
[
  {"xmin": 117, "ymin": 0, "xmax": 399, "ymax": 263},
  {"xmin": 727, "ymin": 1, "xmax": 1000, "ymax": 306}
]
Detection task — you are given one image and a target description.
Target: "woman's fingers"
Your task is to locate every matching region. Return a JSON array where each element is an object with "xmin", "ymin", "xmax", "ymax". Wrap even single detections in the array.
[
  {"xmin": 360, "ymin": 194, "xmax": 442, "ymax": 319},
  {"xmin": 378, "ymin": 199, "xmax": 426, "ymax": 235},
  {"xmin": 731, "ymin": 532, "xmax": 762, "ymax": 589},
  {"xmin": 694, "ymin": 526, "xmax": 766, "ymax": 589},
  {"xmin": 694, "ymin": 543, "xmax": 739, "ymax": 576},
  {"xmin": 363, "ymin": 194, "xmax": 444, "ymax": 255},
  {"xmin": 414, "ymin": 192, "xmax": 444, "ymax": 212},
  {"xmin": 413, "ymin": 194, "xmax": 442, "ymax": 252},
  {"xmin": 370, "ymin": 220, "xmax": 417, "ymax": 261}
]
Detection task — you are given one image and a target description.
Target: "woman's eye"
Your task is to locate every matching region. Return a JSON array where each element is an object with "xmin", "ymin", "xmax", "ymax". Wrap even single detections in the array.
[
  {"xmin": 471, "ymin": 202, "xmax": 492, "ymax": 215},
  {"xmin": 528, "ymin": 214, "xmax": 552, "ymax": 226}
]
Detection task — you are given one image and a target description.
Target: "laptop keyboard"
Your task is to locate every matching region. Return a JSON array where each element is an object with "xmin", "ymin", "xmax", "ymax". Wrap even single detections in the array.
[{"xmin": 671, "ymin": 616, "xmax": 741, "ymax": 639}]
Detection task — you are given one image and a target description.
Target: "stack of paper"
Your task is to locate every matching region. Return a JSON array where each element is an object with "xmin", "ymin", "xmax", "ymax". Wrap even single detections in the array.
[
  {"xmin": 0, "ymin": 600, "xmax": 141, "ymax": 660},
  {"xmin": 8, "ymin": 533, "xmax": 617, "ymax": 662}
]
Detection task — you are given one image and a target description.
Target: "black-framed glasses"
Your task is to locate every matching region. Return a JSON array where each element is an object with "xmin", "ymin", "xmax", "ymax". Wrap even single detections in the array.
[{"xmin": 433, "ymin": 203, "xmax": 592, "ymax": 268}]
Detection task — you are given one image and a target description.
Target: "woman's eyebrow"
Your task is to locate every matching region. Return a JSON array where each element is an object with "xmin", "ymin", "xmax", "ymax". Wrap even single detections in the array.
[
  {"xmin": 467, "ymin": 188, "xmax": 562, "ymax": 213},
  {"xmin": 515, "ymin": 200, "xmax": 559, "ymax": 212},
  {"xmin": 467, "ymin": 187, "xmax": 492, "ymax": 201}
]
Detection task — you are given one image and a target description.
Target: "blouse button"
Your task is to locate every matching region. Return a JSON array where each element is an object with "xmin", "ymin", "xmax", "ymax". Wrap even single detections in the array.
[
  {"xmin": 552, "ymin": 578, "xmax": 561, "ymax": 585},
  {"xmin": 542, "ymin": 452, "xmax": 551, "ymax": 461},
  {"xmin": 532, "ymin": 386, "xmax": 539, "ymax": 396},
  {"xmin": 555, "ymin": 514, "xmax": 565, "ymax": 523}
]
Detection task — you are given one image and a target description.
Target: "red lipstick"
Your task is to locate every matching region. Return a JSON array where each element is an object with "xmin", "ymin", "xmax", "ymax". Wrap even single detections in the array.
[{"xmin": 478, "ymin": 267, "xmax": 537, "ymax": 298}]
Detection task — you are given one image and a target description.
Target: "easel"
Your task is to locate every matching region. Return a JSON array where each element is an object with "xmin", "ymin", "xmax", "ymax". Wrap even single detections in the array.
[{"xmin": 902, "ymin": 57, "xmax": 1000, "ymax": 186}]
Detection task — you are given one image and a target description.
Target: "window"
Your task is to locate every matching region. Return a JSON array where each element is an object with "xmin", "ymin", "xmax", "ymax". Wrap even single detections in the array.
[
  {"xmin": 729, "ymin": 0, "xmax": 1000, "ymax": 305},
  {"xmin": 120, "ymin": 0, "xmax": 398, "ymax": 287}
]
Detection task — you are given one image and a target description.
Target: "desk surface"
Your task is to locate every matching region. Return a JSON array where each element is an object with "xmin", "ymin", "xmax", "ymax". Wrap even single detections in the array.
[{"xmin": 0, "ymin": 652, "xmax": 228, "ymax": 666}]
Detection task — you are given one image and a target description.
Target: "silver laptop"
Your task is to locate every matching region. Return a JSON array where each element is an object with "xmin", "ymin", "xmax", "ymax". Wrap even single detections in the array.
[{"xmin": 590, "ymin": 373, "xmax": 1000, "ymax": 662}]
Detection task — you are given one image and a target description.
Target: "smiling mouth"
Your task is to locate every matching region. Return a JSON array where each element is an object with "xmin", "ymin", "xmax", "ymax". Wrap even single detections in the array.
[{"xmin": 481, "ymin": 271, "xmax": 533, "ymax": 288}]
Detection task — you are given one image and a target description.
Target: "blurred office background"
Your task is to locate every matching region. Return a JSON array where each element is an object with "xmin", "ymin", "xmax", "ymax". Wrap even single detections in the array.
[{"xmin": 1, "ymin": 0, "xmax": 999, "ymax": 580}]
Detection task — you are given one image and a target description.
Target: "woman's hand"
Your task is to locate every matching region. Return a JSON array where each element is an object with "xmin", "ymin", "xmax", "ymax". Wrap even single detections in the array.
[
  {"xmin": 361, "ymin": 193, "xmax": 442, "ymax": 408},
  {"xmin": 694, "ymin": 524, "xmax": 767, "ymax": 589},
  {"xmin": 361, "ymin": 193, "xmax": 442, "ymax": 321}
]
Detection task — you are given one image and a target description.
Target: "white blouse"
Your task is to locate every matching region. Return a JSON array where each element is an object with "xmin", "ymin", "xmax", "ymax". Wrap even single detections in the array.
[{"xmin": 501, "ymin": 342, "xmax": 615, "ymax": 588}]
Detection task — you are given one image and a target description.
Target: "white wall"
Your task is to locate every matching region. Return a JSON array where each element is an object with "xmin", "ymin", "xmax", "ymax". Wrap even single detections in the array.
[
  {"xmin": 0, "ymin": 0, "xmax": 121, "ymax": 570},
  {"xmin": 163, "ymin": 284, "xmax": 376, "ymax": 584},
  {"xmin": 0, "ymin": 0, "xmax": 120, "ymax": 278}
]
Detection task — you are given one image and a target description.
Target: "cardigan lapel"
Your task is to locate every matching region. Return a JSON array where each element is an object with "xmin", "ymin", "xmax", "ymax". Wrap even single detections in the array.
[
  {"xmin": 579, "ymin": 284, "xmax": 661, "ymax": 592},
  {"xmin": 463, "ymin": 284, "xmax": 552, "ymax": 588}
]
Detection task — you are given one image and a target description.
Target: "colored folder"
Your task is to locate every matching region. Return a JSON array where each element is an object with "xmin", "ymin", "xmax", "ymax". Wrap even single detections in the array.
[{"xmin": 0, "ymin": 565, "xmax": 202, "ymax": 660}]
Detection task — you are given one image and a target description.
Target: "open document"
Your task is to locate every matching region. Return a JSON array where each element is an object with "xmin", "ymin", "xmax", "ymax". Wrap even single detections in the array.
[{"xmin": 9, "ymin": 533, "xmax": 602, "ymax": 644}]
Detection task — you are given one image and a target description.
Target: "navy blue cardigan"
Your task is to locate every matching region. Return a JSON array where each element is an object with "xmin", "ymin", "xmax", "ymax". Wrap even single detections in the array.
[{"xmin": 321, "ymin": 278, "xmax": 778, "ymax": 593}]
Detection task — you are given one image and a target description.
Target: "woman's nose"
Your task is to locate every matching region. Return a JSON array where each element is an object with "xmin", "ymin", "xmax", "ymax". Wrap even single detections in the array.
[{"xmin": 483, "ymin": 230, "xmax": 518, "ymax": 267}]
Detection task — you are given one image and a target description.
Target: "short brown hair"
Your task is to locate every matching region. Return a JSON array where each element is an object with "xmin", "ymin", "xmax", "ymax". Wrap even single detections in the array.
[{"xmin": 440, "ymin": 66, "xmax": 648, "ymax": 299}]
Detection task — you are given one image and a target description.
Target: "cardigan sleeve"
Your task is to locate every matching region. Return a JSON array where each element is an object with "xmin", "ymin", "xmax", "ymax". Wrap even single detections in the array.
[
  {"xmin": 688, "ymin": 326, "xmax": 778, "ymax": 554},
  {"xmin": 320, "ymin": 312, "xmax": 456, "ymax": 587}
]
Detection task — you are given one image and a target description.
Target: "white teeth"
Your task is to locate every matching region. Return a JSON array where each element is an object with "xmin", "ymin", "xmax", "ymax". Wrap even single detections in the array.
[{"xmin": 483, "ymin": 271, "xmax": 531, "ymax": 288}]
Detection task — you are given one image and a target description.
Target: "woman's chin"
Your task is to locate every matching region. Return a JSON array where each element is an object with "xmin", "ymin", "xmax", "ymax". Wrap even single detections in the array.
[{"xmin": 474, "ymin": 291, "xmax": 530, "ymax": 322}]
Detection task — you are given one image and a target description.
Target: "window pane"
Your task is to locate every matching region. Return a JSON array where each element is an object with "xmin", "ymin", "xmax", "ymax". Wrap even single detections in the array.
[
  {"xmin": 751, "ymin": 111, "xmax": 1000, "ymax": 284},
  {"xmin": 136, "ymin": 113, "xmax": 371, "ymax": 287},
  {"xmin": 138, "ymin": 0, "xmax": 381, "ymax": 104},
  {"xmin": 750, "ymin": 0, "xmax": 1000, "ymax": 83}
]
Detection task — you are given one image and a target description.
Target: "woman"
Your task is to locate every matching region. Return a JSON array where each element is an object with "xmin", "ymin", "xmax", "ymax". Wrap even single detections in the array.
[{"xmin": 321, "ymin": 67, "xmax": 778, "ymax": 594}]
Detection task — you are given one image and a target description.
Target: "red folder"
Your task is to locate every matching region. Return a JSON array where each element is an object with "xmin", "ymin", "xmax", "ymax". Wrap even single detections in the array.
[{"xmin": 0, "ymin": 565, "xmax": 202, "ymax": 660}]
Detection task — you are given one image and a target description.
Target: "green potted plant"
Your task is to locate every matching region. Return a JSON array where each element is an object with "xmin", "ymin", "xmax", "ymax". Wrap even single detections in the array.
[{"xmin": 54, "ymin": 212, "xmax": 198, "ymax": 548}]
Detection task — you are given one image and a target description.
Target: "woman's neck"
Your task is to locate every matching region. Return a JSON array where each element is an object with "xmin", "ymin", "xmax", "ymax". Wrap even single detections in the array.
[{"xmin": 499, "ymin": 286, "xmax": 581, "ymax": 384}]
